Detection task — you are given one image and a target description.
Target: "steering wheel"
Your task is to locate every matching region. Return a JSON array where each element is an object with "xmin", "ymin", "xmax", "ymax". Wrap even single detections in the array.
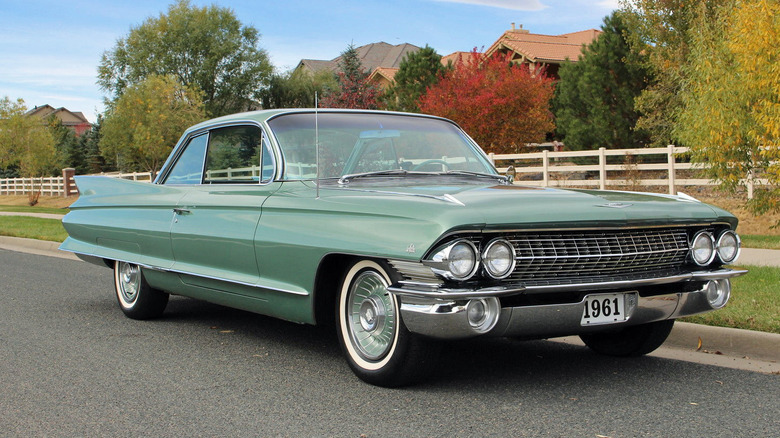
[{"xmin": 411, "ymin": 159, "xmax": 450, "ymax": 171}]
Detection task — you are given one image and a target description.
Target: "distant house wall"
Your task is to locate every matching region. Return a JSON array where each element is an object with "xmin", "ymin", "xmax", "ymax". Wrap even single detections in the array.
[{"xmin": 26, "ymin": 104, "xmax": 91, "ymax": 136}]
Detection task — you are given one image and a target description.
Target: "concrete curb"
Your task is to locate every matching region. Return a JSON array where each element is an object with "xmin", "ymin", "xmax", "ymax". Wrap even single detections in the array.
[
  {"xmin": 0, "ymin": 236, "xmax": 79, "ymax": 261},
  {"xmin": 666, "ymin": 321, "xmax": 780, "ymax": 363},
  {"xmin": 1, "ymin": 235, "xmax": 777, "ymax": 366}
]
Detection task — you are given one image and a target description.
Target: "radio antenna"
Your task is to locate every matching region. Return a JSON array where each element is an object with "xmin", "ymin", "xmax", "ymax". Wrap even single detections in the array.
[{"xmin": 315, "ymin": 92, "xmax": 320, "ymax": 199}]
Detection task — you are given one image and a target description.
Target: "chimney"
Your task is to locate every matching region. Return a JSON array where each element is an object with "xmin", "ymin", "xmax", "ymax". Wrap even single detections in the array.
[{"xmin": 509, "ymin": 23, "xmax": 530, "ymax": 34}]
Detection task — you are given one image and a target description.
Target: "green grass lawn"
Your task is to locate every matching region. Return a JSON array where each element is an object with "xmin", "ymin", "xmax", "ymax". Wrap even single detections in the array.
[
  {"xmin": 739, "ymin": 234, "xmax": 780, "ymax": 250},
  {"xmin": 0, "ymin": 216, "xmax": 68, "ymax": 241},
  {"xmin": 682, "ymin": 265, "xmax": 779, "ymax": 334}
]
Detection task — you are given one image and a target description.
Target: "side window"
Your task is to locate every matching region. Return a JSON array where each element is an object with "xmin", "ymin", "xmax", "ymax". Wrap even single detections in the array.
[
  {"xmin": 164, "ymin": 134, "xmax": 208, "ymax": 184},
  {"xmin": 204, "ymin": 125, "xmax": 264, "ymax": 184},
  {"xmin": 261, "ymin": 135, "xmax": 275, "ymax": 182}
]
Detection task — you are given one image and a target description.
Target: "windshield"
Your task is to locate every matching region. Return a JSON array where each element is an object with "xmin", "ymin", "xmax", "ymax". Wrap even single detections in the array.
[{"xmin": 267, "ymin": 112, "xmax": 497, "ymax": 180}]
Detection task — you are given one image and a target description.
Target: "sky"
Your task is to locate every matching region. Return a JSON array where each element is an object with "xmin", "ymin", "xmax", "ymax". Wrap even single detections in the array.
[{"xmin": 0, "ymin": 0, "xmax": 619, "ymax": 123}]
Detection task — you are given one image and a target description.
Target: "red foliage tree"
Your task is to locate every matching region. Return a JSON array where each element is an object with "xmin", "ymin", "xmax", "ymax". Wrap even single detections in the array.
[{"xmin": 418, "ymin": 50, "xmax": 555, "ymax": 153}]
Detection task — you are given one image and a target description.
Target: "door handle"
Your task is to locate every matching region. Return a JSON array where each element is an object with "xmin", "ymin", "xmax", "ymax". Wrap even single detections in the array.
[{"xmin": 173, "ymin": 208, "xmax": 191, "ymax": 215}]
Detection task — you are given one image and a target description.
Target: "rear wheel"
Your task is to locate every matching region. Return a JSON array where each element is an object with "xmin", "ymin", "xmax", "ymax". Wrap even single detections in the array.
[
  {"xmin": 114, "ymin": 261, "xmax": 169, "ymax": 320},
  {"xmin": 336, "ymin": 260, "xmax": 438, "ymax": 387},
  {"xmin": 580, "ymin": 320, "xmax": 675, "ymax": 357}
]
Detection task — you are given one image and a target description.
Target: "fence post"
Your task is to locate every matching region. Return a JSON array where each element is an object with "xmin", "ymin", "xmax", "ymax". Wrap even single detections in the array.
[
  {"xmin": 667, "ymin": 145, "xmax": 676, "ymax": 195},
  {"xmin": 62, "ymin": 168, "xmax": 76, "ymax": 197},
  {"xmin": 599, "ymin": 147, "xmax": 606, "ymax": 190},
  {"xmin": 747, "ymin": 168, "xmax": 754, "ymax": 200},
  {"xmin": 542, "ymin": 149, "xmax": 549, "ymax": 187},
  {"xmin": 488, "ymin": 152, "xmax": 495, "ymax": 166}
]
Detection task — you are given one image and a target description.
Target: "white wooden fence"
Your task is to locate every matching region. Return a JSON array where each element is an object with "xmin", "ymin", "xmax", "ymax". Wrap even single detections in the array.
[
  {"xmin": 0, "ymin": 170, "xmax": 153, "ymax": 197},
  {"xmin": 0, "ymin": 176, "xmax": 69, "ymax": 196},
  {"xmin": 0, "ymin": 147, "xmax": 769, "ymax": 198},
  {"xmin": 488, "ymin": 145, "xmax": 767, "ymax": 199}
]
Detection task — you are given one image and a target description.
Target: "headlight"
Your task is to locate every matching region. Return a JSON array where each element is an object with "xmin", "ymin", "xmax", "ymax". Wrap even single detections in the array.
[
  {"xmin": 691, "ymin": 231, "xmax": 716, "ymax": 266},
  {"xmin": 427, "ymin": 239, "xmax": 479, "ymax": 281},
  {"xmin": 482, "ymin": 238, "xmax": 516, "ymax": 279},
  {"xmin": 716, "ymin": 230, "xmax": 741, "ymax": 264}
]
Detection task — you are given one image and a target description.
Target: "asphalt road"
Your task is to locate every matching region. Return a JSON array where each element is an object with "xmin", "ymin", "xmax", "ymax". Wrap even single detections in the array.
[{"xmin": 1, "ymin": 249, "xmax": 778, "ymax": 437}]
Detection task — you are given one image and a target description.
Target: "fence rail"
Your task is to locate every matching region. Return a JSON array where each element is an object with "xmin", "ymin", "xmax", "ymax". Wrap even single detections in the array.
[
  {"xmin": 0, "ymin": 147, "xmax": 770, "ymax": 198},
  {"xmin": 0, "ymin": 170, "xmax": 153, "ymax": 197},
  {"xmin": 0, "ymin": 176, "xmax": 68, "ymax": 196},
  {"xmin": 488, "ymin": 145, "xmax": 768, "ymax": 199}
]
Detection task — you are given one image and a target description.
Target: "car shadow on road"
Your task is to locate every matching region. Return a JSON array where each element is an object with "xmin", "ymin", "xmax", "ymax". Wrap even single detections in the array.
[{"xmin": 137, "ymin": 295, "xmax": 721, "ymax": 393}]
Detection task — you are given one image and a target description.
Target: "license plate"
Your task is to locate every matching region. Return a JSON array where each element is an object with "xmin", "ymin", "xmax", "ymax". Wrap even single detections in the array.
[{"xmin": 581, "ymin": 293, "xmax": 627, "ymax": 325}]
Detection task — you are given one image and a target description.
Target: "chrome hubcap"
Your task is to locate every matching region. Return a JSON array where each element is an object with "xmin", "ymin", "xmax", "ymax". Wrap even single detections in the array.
[
  {"xmin": 348, "ymin": 271, "xmax": 396, "ymax": 361},
  {"xmin": 118, "ymin": 262, "xmax": 140, "ymax": 304}
]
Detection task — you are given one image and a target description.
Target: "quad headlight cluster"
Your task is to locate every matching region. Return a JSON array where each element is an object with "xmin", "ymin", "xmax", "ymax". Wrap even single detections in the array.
[
  {"xmin": 425, "ymin": 238, "xmax": 516, "ymax": 281},
  {"xmin": 690, "ymin": 229, "xmax": 741, "ymax": 266}
]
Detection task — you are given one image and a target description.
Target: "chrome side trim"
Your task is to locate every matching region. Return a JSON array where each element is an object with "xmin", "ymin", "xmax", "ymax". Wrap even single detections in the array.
[
  {"xmin": 334, "ymin": 187, "xmax": 466, "ymax": 205},
  {"xmin": 388, "ymin": 268, "xmax": 748, "ymax": 299},
  {"xmin": 61, "ymin": 248, "xmax": 308, "ymax": 296}
]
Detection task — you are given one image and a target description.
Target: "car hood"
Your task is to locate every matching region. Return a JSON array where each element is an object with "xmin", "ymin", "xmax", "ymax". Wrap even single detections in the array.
[{"xmin": 311, "ymin": 179, "xmax": 738, "ymax": 231}]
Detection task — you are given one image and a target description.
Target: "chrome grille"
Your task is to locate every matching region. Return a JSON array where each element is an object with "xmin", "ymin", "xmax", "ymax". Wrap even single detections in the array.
[
  {"xmin": 390, "ymin": 228, "xmax": 693, "ymax": 289},
  {"xmin": 507, "ymin": 228, "xmax": 689, "ymax": 284}
]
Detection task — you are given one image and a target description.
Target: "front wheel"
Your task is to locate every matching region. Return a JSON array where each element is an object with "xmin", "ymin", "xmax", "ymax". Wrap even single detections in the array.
[
  {"xmin": 580, "ymin": 320, "xmax": 675, "ymax": 357},
  {"xmin": 336, "ymin": 260, "xmax": 438, "ymax": 387},
  {"xmin": 114, "ymin": 261, "xmax": 169, "ymax": 320}
]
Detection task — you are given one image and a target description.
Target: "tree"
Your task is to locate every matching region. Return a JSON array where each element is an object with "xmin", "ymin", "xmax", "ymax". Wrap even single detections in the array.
[
  {"xmin": 320, "ymin": 45, "xmax": 381, "ymax": 109},
  {"xmin": 98, "ymin": 0, "xmax": 272, "ymax": 117},
  {"xmin": 674, "ymin": 0, "xmax": 780, "ymax": 218},
  {"xmin": 80, "ymin": 116, "xmax": 108, "ymax": 174},
  {"xmin": 384, "ymin": 46, "xmax": 447, "ymax": 112},
  {"xmin": 0, "ymin": 97, "xmax": 60, "ymax": 204},
  {"xmin": 0, "ymin": 97, "xmax": 59, "ymax": 178},
  {"xmin": 260, "ymin": 68, "xmax": 338, "ymax": 109},
  {"xmin": 620, "ymin": 0, "xmax": 727, "ymax": 146},
  {"xmin": 553, "ymin": 12, "xmax": 652, "ymax": 150},
  {"xmin": 418, "ymin": 51, "xmax": 555, "ymax": 153},
  {"xmin": 100, "ymin": 75, "xmax": 206, "ymax": 173}
]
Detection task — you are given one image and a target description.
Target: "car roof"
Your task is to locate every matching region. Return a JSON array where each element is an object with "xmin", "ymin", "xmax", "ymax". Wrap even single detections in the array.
[{"xmin": 184, "ymin": 108, "xmax": 450, "ymax": 134}]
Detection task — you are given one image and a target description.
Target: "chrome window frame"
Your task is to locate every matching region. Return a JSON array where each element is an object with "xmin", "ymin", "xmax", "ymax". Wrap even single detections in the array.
[{"xmin": 156, "ymin": 120, "xmax": 278, "ymax": 186}]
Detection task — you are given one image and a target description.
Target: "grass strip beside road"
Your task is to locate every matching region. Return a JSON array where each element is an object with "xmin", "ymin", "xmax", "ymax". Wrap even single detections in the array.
[
  {"xmin": 0, "ymin": 216, "xmax": 68, "ymax": 242},
  {"xmin": 682, "ymin": 265, "xmax": 780, "ymax": 334},
  {"xmin": 740, "ymin": 234, "xmax": 780, "ymax": 250}
]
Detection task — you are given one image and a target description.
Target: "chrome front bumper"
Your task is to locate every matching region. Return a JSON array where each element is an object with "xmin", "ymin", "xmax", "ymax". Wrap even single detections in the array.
[{"xmin": 394, "ymin": 269, "xmax": 747, "ymax": 340}]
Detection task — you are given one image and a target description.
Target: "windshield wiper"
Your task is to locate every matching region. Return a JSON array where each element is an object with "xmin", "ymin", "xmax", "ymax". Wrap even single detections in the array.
[
  {"xmin": 444, "ymin": 170, "xmax": 510, "ymax": 183},
  {"xmin": 338, "ymin": 169, "xmax": 409, "ymax": 184}
]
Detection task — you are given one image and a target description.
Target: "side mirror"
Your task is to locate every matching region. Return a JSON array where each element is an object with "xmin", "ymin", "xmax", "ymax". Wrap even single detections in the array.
[{"xmin": 505, "ymin": 165, "xmax": 516, "ymax": 183}]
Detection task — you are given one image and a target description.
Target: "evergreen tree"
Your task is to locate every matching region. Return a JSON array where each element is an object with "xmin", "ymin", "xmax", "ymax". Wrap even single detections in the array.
[
  {"xmin": 384, "ymin": 46, "xmax": 446, "ymax": 112},
  {"xmin": 80, "ymin": 116, "xmax": 107, "ymax": 174},
  {"xmin": 553, "ymin": 12, "xmax": 652, "ymax": 150},
  {"xmin": 320, "ymin": 45, "xmax": 381, "ymax": 109}
]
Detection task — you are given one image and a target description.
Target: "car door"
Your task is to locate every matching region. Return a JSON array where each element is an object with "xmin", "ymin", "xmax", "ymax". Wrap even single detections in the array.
[{"xmin": 168, "ymin": 124, "xmax": 280, "ymax": 290}]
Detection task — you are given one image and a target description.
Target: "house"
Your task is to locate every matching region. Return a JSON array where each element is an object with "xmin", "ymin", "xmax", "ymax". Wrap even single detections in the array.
[
  {"xmin": 296, "ymin": 42, "xmax": 422, "ymax": 76},
  {"xmin": 26, "ymin": 104, "xmax": 91, "ymax": 136},
  {"xmin": 367, "ymin": 51, "xmax": 480, "ymax": 90},
  {"xmin": 484, "ymin": 23, "xmax": 602, "ymax": 79},
  {"xmin": 296, "ymin": 25, "xmax": 600, "ymax": 90}
]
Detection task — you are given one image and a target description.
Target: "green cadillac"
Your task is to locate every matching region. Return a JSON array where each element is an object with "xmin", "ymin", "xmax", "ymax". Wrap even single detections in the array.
[{"xmin": 61, "ymin": 109, "xmax": 746, "ymax": 386}]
